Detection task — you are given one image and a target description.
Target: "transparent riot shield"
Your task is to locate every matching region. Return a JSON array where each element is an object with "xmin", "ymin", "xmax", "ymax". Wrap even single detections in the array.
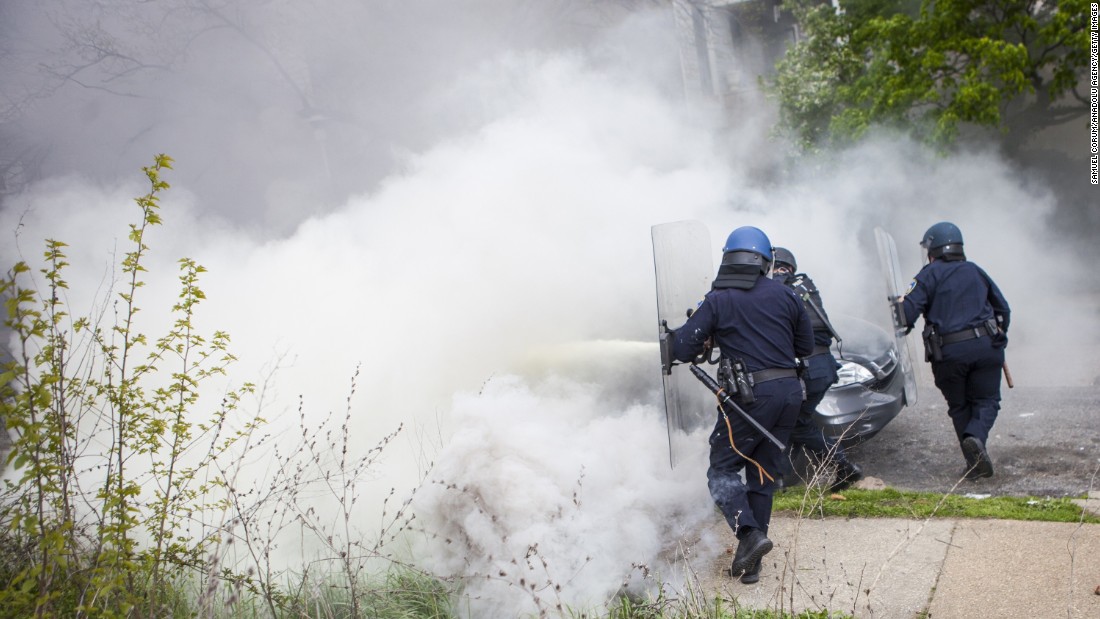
[
  {"xmin": 652, "ymin": 220, "xmax": 715, "ymax": 467},
  {"xmin": 873, "ymin": 227, "xmax": 919, "ymax": 408}
]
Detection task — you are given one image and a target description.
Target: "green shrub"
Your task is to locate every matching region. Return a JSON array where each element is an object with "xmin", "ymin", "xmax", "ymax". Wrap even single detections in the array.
[{"xmin": 0, "ymin": 155, "xmax": 259, "ymax": 617}]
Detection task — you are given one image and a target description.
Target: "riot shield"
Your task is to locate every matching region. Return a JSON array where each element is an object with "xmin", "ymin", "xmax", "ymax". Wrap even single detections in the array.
[
  {"xmin": 873, "ymin": 227, "xmax": 918, "ymax": 407},
  {"xmin": 652, "ymin": 220, "xmax": 715, "ymax": 467}
]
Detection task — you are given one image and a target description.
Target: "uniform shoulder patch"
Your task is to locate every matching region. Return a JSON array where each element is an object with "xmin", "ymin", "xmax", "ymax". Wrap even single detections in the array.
[{"xmin": 904, "ymin": 280, "xmax": 916, "ymax": 296}]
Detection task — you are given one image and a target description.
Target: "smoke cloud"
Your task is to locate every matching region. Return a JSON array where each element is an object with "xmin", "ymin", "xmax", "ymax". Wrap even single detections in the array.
[{"xmin": 1, "ymin": 1, "xmax": 1095, "ymax": 616}]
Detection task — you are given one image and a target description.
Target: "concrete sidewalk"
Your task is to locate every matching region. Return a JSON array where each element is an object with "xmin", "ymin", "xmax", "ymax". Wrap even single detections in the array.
[{"xmin": 695, "ymin": 492, "xmax": 1100, "ymax": 618}]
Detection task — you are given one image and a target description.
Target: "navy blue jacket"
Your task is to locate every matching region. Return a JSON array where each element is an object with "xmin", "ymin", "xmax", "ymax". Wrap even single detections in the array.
[
  {"xmin": 901, "ymin": 259, "xmax": 1011, "ymax": 335},
  {"xmin": 672, "ymin": 275, "xmax": 814, "ymax": 371}
]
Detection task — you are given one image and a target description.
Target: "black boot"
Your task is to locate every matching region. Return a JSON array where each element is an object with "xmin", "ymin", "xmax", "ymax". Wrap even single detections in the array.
[
  {"xmin": 961, "ymin": 436, "xmax": 993, "ymax": 479},
  {"xmin": 739, "ymin": 558, "xmax": 762, "ymax": 584},
  {"xmin": 730, "ymin": 528, "xmax": 772, "ymax": 577},
  {"xmin": 830, "ymin": 460, "xmax": 864, "ymax": 492}
]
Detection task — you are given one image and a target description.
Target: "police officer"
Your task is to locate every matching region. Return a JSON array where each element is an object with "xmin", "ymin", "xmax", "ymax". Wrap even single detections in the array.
[
  {"xmin": 772, "ymin": 247, "xmax": 864, "ymax": 492},
  {"xmin": 899, "ymin": 222, "xmax": 1010, "ymax": 480},
  {"xmin": 672, "ymin": 226, "xmax": 813, "ymax": 584}
]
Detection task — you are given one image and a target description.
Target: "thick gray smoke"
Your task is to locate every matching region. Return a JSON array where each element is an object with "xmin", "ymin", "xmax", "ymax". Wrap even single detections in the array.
[
  {"xmin": 1, "ymin": 1, "xmax": 1095, "ymax": 616},
  {"xmin": 0, "ymin": 1, "xmax": 686, "ymax": 236}
]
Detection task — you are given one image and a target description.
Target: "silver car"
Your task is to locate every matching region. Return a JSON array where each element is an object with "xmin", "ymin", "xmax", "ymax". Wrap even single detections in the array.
[{"xmin": 815, "ymin": 314, "xmax": 911, "ymax": 445}]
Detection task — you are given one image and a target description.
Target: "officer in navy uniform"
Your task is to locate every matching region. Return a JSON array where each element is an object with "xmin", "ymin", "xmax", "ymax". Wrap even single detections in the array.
[
  {"xmin": 671, "ymin": 226, "xmax": 813, "ymax": 585},
  {"xmin": 771, "ymin": 247, "xmax": 864, "ymax": 492},
  {"xmin": 899, "ymin": 222, "xmax": 1010, "ymax": 480}
]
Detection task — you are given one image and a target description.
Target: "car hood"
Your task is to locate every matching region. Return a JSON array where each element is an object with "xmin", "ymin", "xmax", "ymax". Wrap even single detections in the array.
[{"xmin": 831, "ymin": 314, "xmax": 893, "ymax": 359}]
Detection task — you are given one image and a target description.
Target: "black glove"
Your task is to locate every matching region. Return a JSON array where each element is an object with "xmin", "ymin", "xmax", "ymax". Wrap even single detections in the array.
[{"xmin": 991, "ymin": 315, "xmax": 1008, "ymax": 348}]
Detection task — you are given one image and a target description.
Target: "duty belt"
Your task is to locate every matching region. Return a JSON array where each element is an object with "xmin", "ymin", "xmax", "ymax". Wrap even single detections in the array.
[
  {"xmin": 809, "ymin": 345, "xmax": 832, "ymax": 357},
  {"xmin": 751, "ymin": 368, "xmax": 799, "ymax": 384},
  {"xmin": 939, "ymin": 326, "xmax": 988, "ymax": 345}
]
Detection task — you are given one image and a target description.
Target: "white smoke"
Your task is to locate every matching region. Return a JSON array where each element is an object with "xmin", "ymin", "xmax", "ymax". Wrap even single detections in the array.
[
  {"xmin": 1, "ymin": 1, "xmax": 1095, "ymax": 617},
  {"xmin": 409, "ymin": 372, "xmax": 713, "ymax": 618}
]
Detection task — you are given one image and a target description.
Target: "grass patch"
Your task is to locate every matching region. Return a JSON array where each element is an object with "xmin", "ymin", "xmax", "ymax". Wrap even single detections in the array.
[
  {"xmin": 603, "ymin": 592, "xmax": 853, "ymax": 619},
  {"xmin": 773, "ymin": 487, "xmax": 1100, "ymax": 523}
]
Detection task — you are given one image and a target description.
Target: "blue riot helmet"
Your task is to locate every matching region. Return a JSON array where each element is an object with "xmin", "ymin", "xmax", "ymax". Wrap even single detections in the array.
[
  {"xmin": 920, "ymin": 221, "xmax": 965, "ymax": 261},
  {"xmin": 721, "ymin": 226, "xmax": 773, "ymax": 274},
  {"xmin": 772, "ymin": 246, "xmax": 797, "ymax": 274}
]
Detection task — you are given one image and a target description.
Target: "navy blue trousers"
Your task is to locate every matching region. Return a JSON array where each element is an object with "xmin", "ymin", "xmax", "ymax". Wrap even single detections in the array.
[
  {"xmin": 786, "ymin": 354, "xmax": 846, "ymax": 465},
  {"xmin": 707, "ymin": 377, "xmax": 802, "ymax": 537},
  {"xmin": 931, "ymin": 337, "xmax": 1005, "ymax": 448}
]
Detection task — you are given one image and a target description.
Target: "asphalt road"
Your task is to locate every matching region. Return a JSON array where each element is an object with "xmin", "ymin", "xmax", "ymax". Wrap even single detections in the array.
[{"xmin": 845, "ymin": 382, "xmax": 1100, "ymax": 498}]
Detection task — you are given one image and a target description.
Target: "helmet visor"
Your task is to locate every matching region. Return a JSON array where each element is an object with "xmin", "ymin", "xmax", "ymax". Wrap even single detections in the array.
[{"xmin": 919, "ymin": 235, "xmax": 932, "ymax": 263}]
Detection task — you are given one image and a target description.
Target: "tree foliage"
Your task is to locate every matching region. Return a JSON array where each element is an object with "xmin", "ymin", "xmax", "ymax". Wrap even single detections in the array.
[{"xmin": 770, "ymin": 0, "xmax": 1091, "ymax": 149}]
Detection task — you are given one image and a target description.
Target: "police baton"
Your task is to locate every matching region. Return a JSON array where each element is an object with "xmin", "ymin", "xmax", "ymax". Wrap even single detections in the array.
[
  {"xmin": 1003, "ymin": 362, "xmax": 1014, "ymax": 388},
  {"xmin": 688, "ymin": 364, "xmax": 786, "ymax": 451}
]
